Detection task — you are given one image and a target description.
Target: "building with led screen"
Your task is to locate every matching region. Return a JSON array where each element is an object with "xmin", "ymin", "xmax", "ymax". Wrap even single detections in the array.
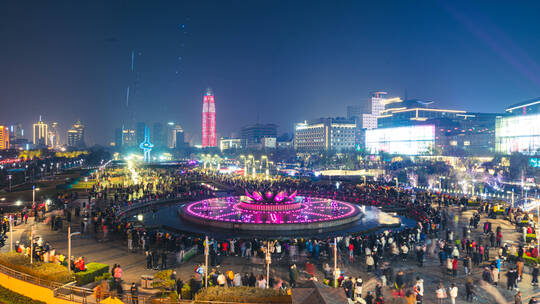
[
  {"xmin": 496, "ymin": 97, "xmax": 540, "ymax": 155},
  {"xmin": 202, "ymin": 88, "xmax": 216, "ymax": 147},
  {"xmin": 365, "ymin": 125, "xmax": 435, "ymax": 155}
]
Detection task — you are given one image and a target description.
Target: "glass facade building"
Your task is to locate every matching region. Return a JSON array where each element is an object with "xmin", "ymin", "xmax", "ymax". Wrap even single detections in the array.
[
  {"xmin": 496, "ymin": 113, "xmax": 540, "ymax": 155},
  {"xmin": 365, "ymin": 125, "xmax": 435, "ymax": 155}
]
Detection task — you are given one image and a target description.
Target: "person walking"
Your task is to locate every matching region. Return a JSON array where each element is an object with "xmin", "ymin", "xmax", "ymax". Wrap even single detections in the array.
[
  {"xmin": 533, "ymin": 263, "xmax": 539, "ymax": 286},
  {"xmin": 413, "ymin": 277, "xmax": 423, "ymax": 304}
]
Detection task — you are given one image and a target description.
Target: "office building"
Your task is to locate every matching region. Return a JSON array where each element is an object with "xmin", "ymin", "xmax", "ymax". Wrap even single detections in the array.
[
  {"xmin": 33, "ymin": 117, "xmax": 48, "ymax": 147},
  {"xmin": 152, "ymin": 122, "xmax": 165, "ymax": 148},
  {"xmin": 219, "ymin": 138, "xmax": 243, "ymax": 151},
  {"xmin": 67, "ymin": 120, "xmax": 85, "ymax": 148},
  {"xmin": 114, "ymin": 128, "xmax": 123, "ymax": 148},
  {"xmin": 367, "ymin": 99, "xmax": 498, "ymax": 156},
  {"xmin": 0, "ymin": 125, "xmax": 9, "ymax": 150},
  {"xmin": 202, "ymin": 88, "xmax": 216, "ymax": 147},
  {"xmin": 240, "ymin": 123, "xmax": 278, "ymax": 146},
  {"xmin": 136, "ymin": 122, "xmax": 146, "ymax": 146},
  {"xmin": 48, "ymin": 122, "xmax": 60, "ymax": 147},
  {"xmin": 9, "ymin": 123, "xmax": 24, "ymax": 140},
  {"xmin": 294, "ymin": 118, "xmax": 356, "ymax": 152},
  {"xmin": 167, "ymin": 123, "xmax": 184, "ymax": 149},
  {"xmin": 123, "ymin": 128, "xmax": 137, "ymax": 147},
  {"xmin": 496, "ymin": 97, "xmax": 540, "ymax": 155}
]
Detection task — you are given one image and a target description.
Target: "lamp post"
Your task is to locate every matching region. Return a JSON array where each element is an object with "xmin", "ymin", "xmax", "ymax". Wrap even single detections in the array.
[
  {"xmin": 265, "ymin": 241, "xmax": 271, "ymax": 288},
  {"xmin": 32, "ymin": 186, "xmax": 40, "ymax": 205},
  {"xmin": 8, "ymin": 175, "xmax": 12, "ymax": 192},
  {"xmin": 30, "ymin": 224, "xmax": 35, "ymax": 264},
  {"xmin": 333, "ymin": 237, "xmax": 338, "ymax": 288},
  {"xmin": 9, "ymin": 216, "xmax": 13, "ymax": 252},
  {"xmin": 204, "ymin": 236, "xmax": 209, "ymax": 289},
  {"xmin": 240, "ymin": 155, "xmax": 246, "ymax": 177},
  {"xmin": 67, "ymin": 226, "xmax": 81, "ymax": 274},
  {"xmin": 85, "ymin": 177, "xmax": 88, "ymax": 192}
]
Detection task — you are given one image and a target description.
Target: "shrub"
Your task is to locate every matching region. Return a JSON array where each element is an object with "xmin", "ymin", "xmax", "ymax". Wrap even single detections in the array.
[
  {"xmin": 94, "ymin": 272, "xmax": 112, "ymax": 282},
  {"xmin": 0, "ymin": 284, "xmax": 46, "ymax": 304},
  {"xmin": 195, "ymin": 286, "xmax": 290, "ymax": 303},
  {"xmin": 180, "ymin": 284, "xmax": 191, "ymax": 300},
  {"xmin": 152, "ymin": 270, "xmax": 175, "ymax": 297},
  {"xmin": 0, "ymin": 253, "xmax": 72, "ymax": 283},
  {"xmin": 74, "ymin": 263, "xmax": 109, "ymax": 286}
]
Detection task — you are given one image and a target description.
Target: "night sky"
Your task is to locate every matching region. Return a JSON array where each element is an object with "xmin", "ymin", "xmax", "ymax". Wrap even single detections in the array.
[{"xmin": 1, "ymin": 0, "xmax": 539, "ymax": 146}]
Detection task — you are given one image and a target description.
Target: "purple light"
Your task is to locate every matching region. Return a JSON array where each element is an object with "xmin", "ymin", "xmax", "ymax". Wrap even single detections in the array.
[{"xmin": 184, "ymin": 196, "xmax": 359, "ymax": 225}]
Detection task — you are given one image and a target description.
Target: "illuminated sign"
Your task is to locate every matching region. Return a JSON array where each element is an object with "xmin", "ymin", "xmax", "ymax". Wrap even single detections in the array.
[{"xmin": 531, "ymin": 158, "xmax": 540, "ymax": 168}]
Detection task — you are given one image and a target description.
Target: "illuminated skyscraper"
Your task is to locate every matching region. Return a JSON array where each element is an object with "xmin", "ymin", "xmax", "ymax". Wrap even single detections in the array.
[
  {"xmin": 202, "ymin": 88, "xmax": 216, "ymax": 147},
  {"xmin": 0, "ymin": 125, "xmax": 9, "ymax": 150},
  {"xmin": 49, "ymin": 122, "xmax": 60, "ymax": 147},
  {"xmin": 67, "ymin": 120, "xmax": 85, "ymax": 148},
  {"xmin": 33, "ymin": 116, "xmax": 49, "ymax": 147}
]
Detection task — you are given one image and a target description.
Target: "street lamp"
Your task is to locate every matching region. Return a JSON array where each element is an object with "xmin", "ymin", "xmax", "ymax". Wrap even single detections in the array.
[
  {"xmin": 8, "ymin": 175, "xmax": 12, "ymax": 192},
  {"xmin": 32, "ymin": 186, "xmax": 40, "ymax": 205},
  {"xmin": 67, "ymin": 226, "xmax": 81, "ymax": 274},
  {"xmin": 84, "ymin": 177, "xmax": 88, "ymax": 192}
]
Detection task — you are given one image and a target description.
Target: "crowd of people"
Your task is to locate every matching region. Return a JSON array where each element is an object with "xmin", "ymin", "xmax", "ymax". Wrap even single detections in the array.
[{"xmin": 8, "ymin": 164, "xmax": 540, "ymax": 304}]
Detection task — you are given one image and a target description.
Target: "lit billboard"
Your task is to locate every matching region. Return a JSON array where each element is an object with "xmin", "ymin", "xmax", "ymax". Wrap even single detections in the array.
[
  {"xmin": 365, "ymin": 125, "xmax": 435, "ymax": 155},
  {"xmin": 496, "ymin": 114, "xmax": 540, "ymax": 155}
]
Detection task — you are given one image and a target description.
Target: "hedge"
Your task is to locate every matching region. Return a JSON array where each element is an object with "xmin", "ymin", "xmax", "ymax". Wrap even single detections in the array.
[
  {"xmin": 74, "ymin": 263, "xmax": 109, "ymax": 286},
  {"xmin": 0, "ymin": 284, "xmax": 46, "ymax": 304},
  {"xmin": 0, "ymin": 253, "xmax": 71, "ymax": 283},
  {"xmin": 195, "ymin": 286, "xmax": 291, "ymax": 303}
]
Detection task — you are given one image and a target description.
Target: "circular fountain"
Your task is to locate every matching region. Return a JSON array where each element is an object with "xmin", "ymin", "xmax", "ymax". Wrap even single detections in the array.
[{"xmin": 179, "ymin": 189, "xmax": 368, "ymax": 232}]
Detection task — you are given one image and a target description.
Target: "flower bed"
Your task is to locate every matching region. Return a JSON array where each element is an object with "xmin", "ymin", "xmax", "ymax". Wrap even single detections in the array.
[
  {"xmin": 74, "ymin": 263, "xmax": 109, "ymax": 286},
  {"xmin": 195, "ymin": 286, "xmax": 291, "ymax": 303},
  {"xmin": 0, "ymin": 284, "xmax": 46, "ymax": 304},
  {"xmin": 0, "ymin": 253, "xmax": 71, "ymax": 283}
]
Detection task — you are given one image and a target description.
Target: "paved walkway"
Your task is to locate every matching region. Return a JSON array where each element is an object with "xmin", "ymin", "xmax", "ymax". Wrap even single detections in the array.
[{"xmin": 6, "ymin": 199, "xmax": 540, "ymax": 303}]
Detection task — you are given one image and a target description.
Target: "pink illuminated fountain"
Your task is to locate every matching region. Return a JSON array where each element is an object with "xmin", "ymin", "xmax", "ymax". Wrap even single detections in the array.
[{"xmin": 179, "ymin": 189, "xmax": 363, "ymax": 232}]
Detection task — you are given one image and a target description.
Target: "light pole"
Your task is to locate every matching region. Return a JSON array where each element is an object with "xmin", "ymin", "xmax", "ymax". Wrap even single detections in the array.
[
  {"xmin": 9, "ymin": 216, "xmax": 13, "ymax": 252},
  {"xmin": 32, "ymin": 186, "xmax": 40, "ymax": 205},
  {"xmin": 84, "ymin": 177, "xmax": 88, "ymax": 192},
  {"xmin": 67, "ymin": 226, "xmax": 81, "ymax": 274},
  {"xmin": 240, "ymin": 155, "xmax": 246, "ymax": 177},
  {"xmin": 30, "ymin": 224, "xmax": 35, "ymax": 264},
  {"xmin": 265, "ymin": 241, "xmax": 271, "ymax": 288},
  {"xmin": 333, "ymin": 237, "xmax": 338, "ymax": 288},
  {"xmin": 204, "ymin": 236, "xmax": 209, "ymax": 289},
  {"xmin": 8, "ymin": 175, "xmax": 12, "ymax": 192}
]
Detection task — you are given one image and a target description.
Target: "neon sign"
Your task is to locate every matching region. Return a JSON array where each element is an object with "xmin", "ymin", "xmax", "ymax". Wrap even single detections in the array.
[{"xmin": 530, "ymin": 158, "xmax": 540, "ymax": 168}]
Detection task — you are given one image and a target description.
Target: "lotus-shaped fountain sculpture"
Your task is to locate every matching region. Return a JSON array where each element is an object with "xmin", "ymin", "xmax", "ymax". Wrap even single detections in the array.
[{"xmin": 244, "ymin": 189, "xmax": 297, "ymax": 204}]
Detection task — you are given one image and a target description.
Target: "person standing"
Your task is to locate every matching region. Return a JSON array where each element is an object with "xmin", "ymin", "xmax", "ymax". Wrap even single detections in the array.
[
  {"xmin": 130, "ymin": 283, "xmax": 138, "ymax": 304},
  {"xmin": 354, "ymin": 277, "xmax": 363, "ymax": 301},
  {"xmin": 514, "ymin": 291, "xmax": 522, "ymax": 304},
  {"xmin": 413, "ymin": 277, "xmax": 424, "ymax": 304},
  {"xmin": 436, "ymin": 282, "xmax": 447, "ymax": 304},
  {"xmin": 533, "ymin": 263, "xmax": 539, "ymax": 286},
  {"xmin": 449, "ymin": 283, "xmax": 458, "ymax": 304}
]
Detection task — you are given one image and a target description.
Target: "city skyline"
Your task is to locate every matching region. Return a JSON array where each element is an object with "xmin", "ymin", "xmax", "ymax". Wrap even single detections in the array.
[{"xmin": 1, "ymin": 1, "xmax": 540, "ymax": 146}]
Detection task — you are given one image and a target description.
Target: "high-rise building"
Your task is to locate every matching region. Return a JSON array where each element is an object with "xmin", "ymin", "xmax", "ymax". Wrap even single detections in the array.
[
  {"xmin": 9, "ymin": 123, "xmax": 24, "ymax": 140},
  {"xmin": 49, "ymin": 122, "xmax": 60, "ymax": 147},
  {"xmin": 114, "ymin": 128, "xmax": 123, "ymax": 148},
  {"xmin": 33, "ymin": 117, "xmax": 48, "ymax": 147},
  {"xmin": 240, "ymin": 123, "xmax": 278, "ymax": 146},
  {"xmin": 294, "ymin": 118, "xmax": 356, "ymax": 151},
  {"xmin": 202, "ymin": 88, "xmax": 216, "ymax": 147},
  {"xmin": 67, "ymin": 120, "xmax": 85, "ymax": 148},
  {"xmin": 0, "ymin": 125, "xmax": 9, "ymax": 150},
  {"xmin": 152, "ymin": 122, "xmax": 165, "ymax": 148},
  {"xmin": 136, "ymin": 122, "xmax": 146, "ymax": 145},
  {"xmin": 167, "ymin": 123, "xmax": 184, "ymax": 149},
  {"xmin": 123, "ymin": 128, "xmax": 137, "ymax": 147}
]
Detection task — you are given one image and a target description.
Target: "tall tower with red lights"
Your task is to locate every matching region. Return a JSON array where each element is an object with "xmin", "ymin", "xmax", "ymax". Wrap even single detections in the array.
[{"xmin": 202, "ymin": 88, "xmax": 216, "ymax": 147}]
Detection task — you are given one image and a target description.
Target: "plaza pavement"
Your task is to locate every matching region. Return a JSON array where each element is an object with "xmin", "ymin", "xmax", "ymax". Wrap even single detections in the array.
[{"xmin": 6, "ymin": 197, "xmax": 540, "ymax": 303}]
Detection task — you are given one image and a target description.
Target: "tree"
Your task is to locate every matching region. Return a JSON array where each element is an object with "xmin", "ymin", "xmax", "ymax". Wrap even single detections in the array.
[{"xmin": 152, "ymin": 270, "xmax": 175, "ymax": 298}]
